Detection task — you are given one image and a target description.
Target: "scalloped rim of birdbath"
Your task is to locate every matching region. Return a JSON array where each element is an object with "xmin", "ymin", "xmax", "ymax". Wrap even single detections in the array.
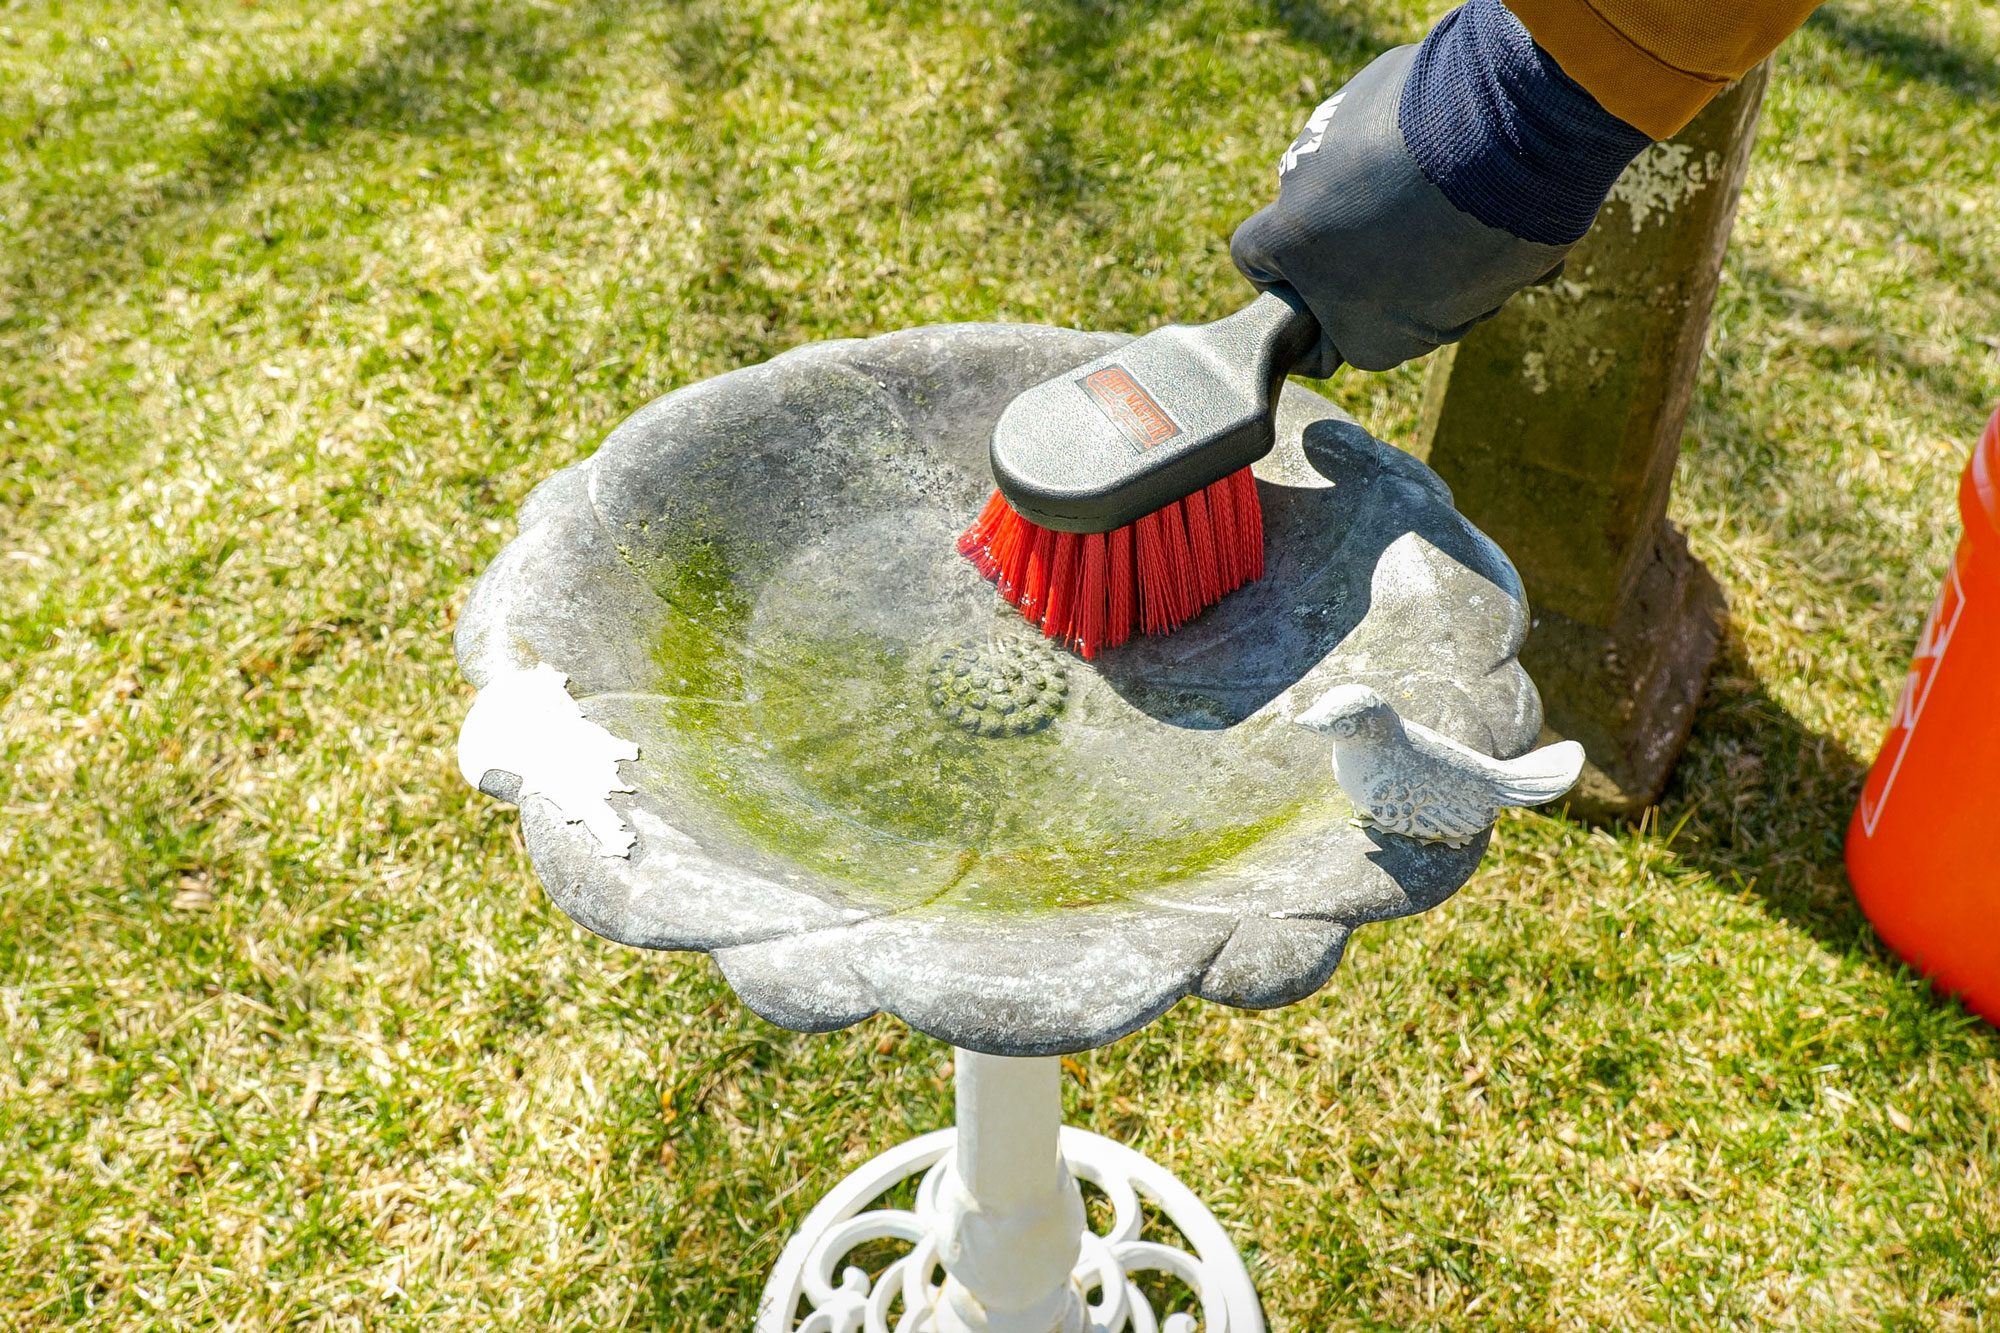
[{"xmin": 455, "ymin": 322, "xmax": 1541, "ymax": 1056}]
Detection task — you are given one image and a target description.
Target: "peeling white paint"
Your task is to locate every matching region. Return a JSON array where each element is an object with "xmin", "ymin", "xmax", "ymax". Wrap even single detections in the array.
[
  {"xmin": 459, "ymin": 663, "xmax": 639, "ymax": 857},
  {"xmin": 1521, "ymin": 350, "xmax": 1550, "ymax": 394},
  {"xmin": 1609, "ymin": 143, "xmax": 1722, "ymax": 232},
  {"xmin": 1546, "ymin": 277, "xmax": 1593, "ymax": 304}
]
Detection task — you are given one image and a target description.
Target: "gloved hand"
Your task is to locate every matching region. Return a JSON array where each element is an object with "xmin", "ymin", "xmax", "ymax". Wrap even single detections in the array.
[
  {"xmin": 1232, "ymin": 46, "xmax": 1566, "ymax": 375},
  {"xmin": 1232, "ymin": 1, "xmax": 1650, "ymax": 376}
]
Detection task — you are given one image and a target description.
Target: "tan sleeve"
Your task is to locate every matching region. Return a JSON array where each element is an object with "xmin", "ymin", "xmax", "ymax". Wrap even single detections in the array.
[{"xmin": 1505, "ymin": 0, "xmax": 1822, "ymax": 138}]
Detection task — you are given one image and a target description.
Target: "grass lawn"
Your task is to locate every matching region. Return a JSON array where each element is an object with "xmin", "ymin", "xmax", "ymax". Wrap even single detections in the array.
[{"xmin": 4, "ymin": 0, "xmax": 1998, "ymax": 1326}]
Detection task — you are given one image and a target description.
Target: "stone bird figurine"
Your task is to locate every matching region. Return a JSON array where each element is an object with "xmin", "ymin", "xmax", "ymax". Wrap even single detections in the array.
[{"xmin": 1297, "ymin": 684, "xmax": 1584, "ymax": 848}]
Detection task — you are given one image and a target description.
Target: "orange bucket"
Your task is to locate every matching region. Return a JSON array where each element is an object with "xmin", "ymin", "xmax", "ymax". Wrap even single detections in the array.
[{"xmin": 1846, "ymin": 405, "xmax": 2000, "ymax": 1023}]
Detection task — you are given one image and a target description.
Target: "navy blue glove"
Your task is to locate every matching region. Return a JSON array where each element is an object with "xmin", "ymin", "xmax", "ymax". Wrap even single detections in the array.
[{"xmin": 1231, "ymin": 0, "xmax": 1651, "ymax": 374}]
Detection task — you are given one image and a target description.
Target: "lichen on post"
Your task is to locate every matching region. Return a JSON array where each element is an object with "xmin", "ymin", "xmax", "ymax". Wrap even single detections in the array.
[{"xmin": 1411, "ymin": 61, "xmax": 1773, "ymax": 819}]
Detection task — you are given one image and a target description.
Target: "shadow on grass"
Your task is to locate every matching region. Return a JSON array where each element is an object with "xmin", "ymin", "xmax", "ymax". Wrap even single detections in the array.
[
  {"xmin": 1648, "ymin": 629, "xmax": 1991, "ymax": 1060},
  {"xmin": 1655, "ymin": 634, "xmax": 1882, "ymax": 964},
  {"xmin": 1662, "ymin": 634, "xmax": 2000, "ymax": 1048},
  {"xmin": 1725, "ymin": 256, "xmax": 1999, "ymax": 416},
  {"xmin": 1032, "ymin": 0, "xmax": 1390, "ymax": 63},
  {"xmin": 1258, "ymin": 0, "xmax": 1400, "ymax": 60},
  {"xmin": 3, "ymin": 0, "xmax": 657, "ymax": 331},
  {"xmin": 1682, "ymin": 253, "xmax": 1993, "ymax": 622},
  {"xmin": 1806, "ymin": 4, "xmax": 2000, "ymax": 102},
  {"xmin": 996, "ymin": 0, "xmax": 1391, "ymax": 219}
]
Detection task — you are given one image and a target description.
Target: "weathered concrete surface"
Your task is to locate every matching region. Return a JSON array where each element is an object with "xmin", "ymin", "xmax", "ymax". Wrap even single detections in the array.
[
  {"xmin": 1518, "ymin": 527, "xmax": 1723, "ymax": 820},
  {"xmin": 1412, "ymin": 63, "xmax": 1770, "ymax": 819},
  {"xmin": 456, "ymin": 322, "xmax": 1550, "ymax": 1056}
]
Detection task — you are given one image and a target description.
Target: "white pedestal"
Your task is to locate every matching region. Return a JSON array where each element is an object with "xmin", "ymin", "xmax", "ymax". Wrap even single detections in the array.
[{"xmin": 756, "ymin": 1051, "xmax": 1264, "ymax": 1333}]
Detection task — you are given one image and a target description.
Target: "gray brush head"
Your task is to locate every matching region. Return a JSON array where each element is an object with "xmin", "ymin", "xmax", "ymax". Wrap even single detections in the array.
[{"xmin": 988, "ymin": 288, "xmax": 1324, "ymax": 533}]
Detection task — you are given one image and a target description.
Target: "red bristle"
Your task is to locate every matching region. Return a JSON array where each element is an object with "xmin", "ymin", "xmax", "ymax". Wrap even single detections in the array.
[
  {"xmin": 1158, "ymin": 503, "xmax": 1198, "ymax": 627},
  {"xmin": 1144, "ymin": 508, "xmax": 1168, "ymax": 632},
  {"xmin": 1040, "ymin": 531, "xmax": 1080, "ymax": 636},
  {"xmin": 1231, "ymin": 469, "xmax": 1264, "ymax": 582},
  {"xmin": 959, "ymin": 491, "xmax": 1007, "ymax": 557},
  {"xmin": 1181, "ymin": 486, "xmax": 1223, "ymax": 606},
  {"xmin": 961, "ymin": 493, "xmax": 1010, "ymax": 578},
  {"xmin": 1019, "ymin": 524, "xmax": 1057, "ymax": 616},
  {"xmin": 1076, "ymin": 532, "xmax": 1108, "ymax": 658},
  {"xmin": 974, "ymin": 503, "xmax": 1004, "ymax": 567},
  {"xmin": 995, "ymin": 507, "xmax": 1034, "ymax": 597},
  {"xmin": 958, "ymin": 469, "xmax": 1265, "ymax": 656},
  {"xmin": 1205, "ymin": 475, "xmax": 1242, "ymax": 591},
  {"xmin": 1106, "ymin": 526, "xmax": 1136, "ymax": 648}
]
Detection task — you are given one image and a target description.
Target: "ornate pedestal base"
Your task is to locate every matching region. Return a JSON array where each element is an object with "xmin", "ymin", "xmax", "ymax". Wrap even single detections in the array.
[{"xmin": 756, "ymin": 1055, "xmax": 1263, "ymax": 1333}]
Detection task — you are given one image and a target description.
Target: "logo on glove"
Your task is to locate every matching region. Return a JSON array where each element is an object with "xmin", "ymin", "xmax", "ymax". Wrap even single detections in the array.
[{"xmin": 1278, "ymin": 91, "xmax": 1345, "ymax": 178}]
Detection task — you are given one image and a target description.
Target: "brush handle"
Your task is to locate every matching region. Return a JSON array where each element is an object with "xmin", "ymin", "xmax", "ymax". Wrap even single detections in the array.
[
  {"xmin": 988, "ymin": 284, "xmax": 1338, "ymax": 533},
  {"xmin": 1213, "ymin": 285, "xmax": 1336, "ymax": 387}
]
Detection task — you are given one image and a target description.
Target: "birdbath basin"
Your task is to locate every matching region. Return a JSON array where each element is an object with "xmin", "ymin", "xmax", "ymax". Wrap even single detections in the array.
[{"xmin": 456, "ymin": 323, "xmax": 1545, "ymax": 1330}]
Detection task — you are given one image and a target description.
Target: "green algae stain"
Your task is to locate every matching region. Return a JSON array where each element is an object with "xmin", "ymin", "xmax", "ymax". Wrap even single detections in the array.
[
  {"xmin": 938, "ymin": 800, "xmax": 1313, "ymax": 914},
  {"xmin": 645, "ymin": 556, "xmax": 1312, "ymax": 915},
  {"xmin": 647, "ymin": 539, "xmax": 752, "ymax": 714}
]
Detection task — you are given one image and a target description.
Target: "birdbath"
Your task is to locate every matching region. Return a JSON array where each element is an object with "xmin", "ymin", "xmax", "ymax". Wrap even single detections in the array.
[{"xmin": 455, "ymin": 323, "xmax": 1546, "ymax": 1331}]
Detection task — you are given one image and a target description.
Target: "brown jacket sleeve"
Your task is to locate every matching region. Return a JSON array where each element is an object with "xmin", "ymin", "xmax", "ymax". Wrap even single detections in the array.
[{"xmin": 1505, "ymin": 0, "xmax": 1822, "ymax": 138}]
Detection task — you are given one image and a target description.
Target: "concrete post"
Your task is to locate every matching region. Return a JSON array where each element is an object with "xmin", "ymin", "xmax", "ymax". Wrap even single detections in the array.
[{"xmin": 1410, "ymin": 62, "xmax": 1770, "ymax": 819}]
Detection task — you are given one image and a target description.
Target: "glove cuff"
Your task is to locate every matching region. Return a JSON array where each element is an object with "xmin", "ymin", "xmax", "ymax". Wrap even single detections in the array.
[{"xmin": 1397, "ymin": 0, "xmax": 1651, "ymax": 245}]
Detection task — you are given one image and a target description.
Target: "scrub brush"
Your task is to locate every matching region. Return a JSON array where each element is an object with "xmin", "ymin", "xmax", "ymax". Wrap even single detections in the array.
[{"xmin": 959, "ymin": 287, "xmax": 1324, "ymax": 657}]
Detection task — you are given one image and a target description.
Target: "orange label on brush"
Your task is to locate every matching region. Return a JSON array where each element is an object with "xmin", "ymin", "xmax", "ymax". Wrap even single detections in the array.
[{"xmin": 1079, "ymin": 366, "xmax": 1180, "ymax": 449}]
